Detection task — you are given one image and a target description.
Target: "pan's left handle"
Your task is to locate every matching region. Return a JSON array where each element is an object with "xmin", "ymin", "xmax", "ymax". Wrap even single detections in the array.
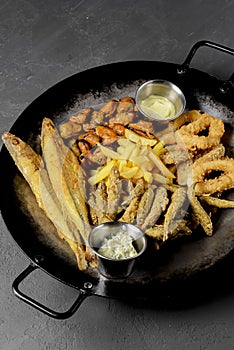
[{"xmin": 12, "ymin": 263, "xmax": 88, "ymax": 319}]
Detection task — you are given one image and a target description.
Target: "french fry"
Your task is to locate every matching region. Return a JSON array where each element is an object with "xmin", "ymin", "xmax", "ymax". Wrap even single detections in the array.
[
  {"xmin": 120, "ymin": 166, "xmax": 139, "ymax": 178},
  {"xmin": 152, "ymin": 141, "xmax": 165, "ymax": 155},
  {"xmin": 147, "ymin": 147, "xmax": 175, "ymax": 179},
  {"xmin": 88, "ymin": 160, "xmax": 116, "ymax": 185},
  {"xmin": 153, "ymin": 173, "xmax": 173, "ymax": 185},
  {"xmin": 125, "ymin": 128, "xmax": 157, "ymax": 146},
  {"xmin": 98, "ymin": 143, "xmax": 119, "ymax": 159}
]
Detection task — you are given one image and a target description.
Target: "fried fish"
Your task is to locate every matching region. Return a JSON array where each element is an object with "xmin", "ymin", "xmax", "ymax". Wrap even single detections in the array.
[
  {"xmin": 2, "ymin": 132, "xmax": 88, "ymax": 270},
  {"xmin": 41, "ymin": 118, "xmax": 96, "ymax": 265}
]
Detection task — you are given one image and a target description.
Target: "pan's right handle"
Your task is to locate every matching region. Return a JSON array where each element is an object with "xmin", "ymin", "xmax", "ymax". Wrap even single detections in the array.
[
  {"xmin": 12, "ymin": 263, "xmax": 89, "ymax": 319},
  {"xmin": 178, "ymin": 40, "xmax": 234, "ymax": 89}
]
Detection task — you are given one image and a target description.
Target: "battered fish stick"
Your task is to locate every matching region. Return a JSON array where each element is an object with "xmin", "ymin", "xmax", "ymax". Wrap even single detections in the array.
[
  {"xmin": 120, "ymin": 178, "xmax": 145, "ymax": 223},
  {"xmin": 164, "ymin": 186, "xmax": 187, "ymax": 238},
  {"xmin": 145, "ymin": 220, "xmax": 192, "ymax": 241},
  {"xmin": 2, "ymin": 132, "xmax": 87, "ymax": 270},
  {"xmin": 187, "ymin": 185, "xmax": 213, "ymax": 236},
  {"xmin": 200, "ymin": 196, "xmax": 234, "ymax": 208},
  {"xmin": 136, "ymin": 184, "xmax": 156, "ymax": 227},
  {"xmin": 140, "ymin": 186, "xmax": 168, "ymax": 231},
  {"xmin": 107, "ymin": 166, "xmax": 121, "ymax": 221}
]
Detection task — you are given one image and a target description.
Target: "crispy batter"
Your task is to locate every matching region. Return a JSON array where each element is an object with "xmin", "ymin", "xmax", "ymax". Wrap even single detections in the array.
[
  {"xmin": 193, "ymin": 144, "xmax": 225, "ymax": 167},
  {"xmin": 193, "ymin": 157, "xmax": 234, "ymax": 195},
  {"xmin": 177, "ymin": 113, "xmax": 225, "ymax": 152},
  {"xmin": 200, "ymin": 196, "xmax": 234, "ymax": 208},
  {"xmin": 141, "ymin": 186, "xmax": 169, "ymax": 231},
  {"xmin": 88, "ymin": 181, "xmax": 111, "ymax": 225},
  {"xmin": 136, "ymin": 184, "xmax": 156, "ymax": 226},
  {"xmin": 88, "ymin": 191, "xmax": 99, "ymax": 226},
  {"xmin": 120, "ymin": 178, "xmax": 145, "ymax": 223},
  {"xmin": 145, "ymin": 219, "xmax": 192, "ymax": 242},
  {"xmin": 106, "ymin": 166, "xmax": 122, "ymax": 220},
  {"xmin": 163, "ymin": 186, "xmax": 188, "ymax": 239},
  {"xmin": 170, "ymin": 110, "xmax": 202, "ymax": 130},
  {"xmin": 120, "ymin": 179, "xmax": 134, "ymax": 209},
  {"xmin": 187, "ymin": 185, "xmax": 213, "ymax": 236}
]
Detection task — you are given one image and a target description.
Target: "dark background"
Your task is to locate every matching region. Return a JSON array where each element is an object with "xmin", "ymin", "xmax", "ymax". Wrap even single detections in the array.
[{"xmin": 0, "ymin": 1, "xmax": 234, "ymax": 349}]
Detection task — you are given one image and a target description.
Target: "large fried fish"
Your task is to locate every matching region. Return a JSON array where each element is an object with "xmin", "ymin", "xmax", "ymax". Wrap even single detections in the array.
[
  {"xmin": 41, "ymin": 118, "xmax": 96, "ymax": 265},
  {"xmin": 2, "ymin": 132, "xmax": 87, "ymax": 270}
]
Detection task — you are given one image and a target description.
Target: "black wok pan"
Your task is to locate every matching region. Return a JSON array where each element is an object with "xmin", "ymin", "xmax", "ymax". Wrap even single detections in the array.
[{"xmin": 1, "ymin": 40, "xmax": 234, "ymax": 319}]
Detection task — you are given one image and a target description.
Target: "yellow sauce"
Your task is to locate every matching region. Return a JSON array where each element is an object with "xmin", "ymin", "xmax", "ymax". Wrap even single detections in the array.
[{"xmin": 140, "ymin": 95, "xmax": 175, "ymax": 120}]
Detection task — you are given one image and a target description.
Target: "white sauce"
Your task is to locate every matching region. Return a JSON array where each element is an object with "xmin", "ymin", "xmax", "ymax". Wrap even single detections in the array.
[{"xmin": 98, "ymin": 231, "xmax": 138, "ymax": 260}]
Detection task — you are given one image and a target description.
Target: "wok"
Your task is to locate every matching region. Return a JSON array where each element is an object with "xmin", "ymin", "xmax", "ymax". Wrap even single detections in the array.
[{"xmin": 1, "ymin": 40, "xmax": 234, "ymax": 319}]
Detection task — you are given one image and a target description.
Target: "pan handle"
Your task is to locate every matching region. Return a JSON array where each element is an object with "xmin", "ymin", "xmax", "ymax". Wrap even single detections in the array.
[
  {"xmin": 12, "ymin": 263, "xmax": 88, "ymax": 319},
  {"xmin": 179, "ymin": 40, "xmax": 234, "ymax": 87}
]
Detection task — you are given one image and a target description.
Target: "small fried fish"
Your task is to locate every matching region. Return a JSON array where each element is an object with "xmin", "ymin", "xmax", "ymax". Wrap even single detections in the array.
[
  {"xmin": 141, "ymin": 186, "xmax": 169, "ymax": 231},
  {"xmin": 120, "ymin": 178, "xmax": 145, "ymax": 223},
  {"xmin": 187, "ymin": 185, "xmax": 213, "ymax": 236}
]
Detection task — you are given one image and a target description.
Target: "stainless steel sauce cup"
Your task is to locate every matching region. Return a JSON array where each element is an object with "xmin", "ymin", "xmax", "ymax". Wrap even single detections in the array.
[
  {"xmin": 136, "ymin": 79, "xmax": 186, "ymax": 121},
  {"xmin": 88, "ymin": 222, "xmax": 147, "ymax": 279}
]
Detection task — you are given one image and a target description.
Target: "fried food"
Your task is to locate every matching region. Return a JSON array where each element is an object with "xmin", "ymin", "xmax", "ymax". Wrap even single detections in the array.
[
  {"xmin": 136, "ymin": 184, "xmax": 156, "ymax": 227},
  {"xmin": 140, "ymin": 186, "xmax": 169, "ymax": 231},
  {"xmin": 107, "ymin": 166, "xmax": 122, "ymax": 220},
  {"xmin": 88, "ymin": 181, "xmax": 111, "ymax": 225},
  {"xmin": 187, "ymin": 185, "xmax": 213, "ymax": 236},
  {"xmin": 193, "ymin": 158, "xmax": 234, "ymax": 195},
  {"xmin": 2, "ymin": 132, "xmax": 88, "ymax": 270},
  {"xmin": 120, "ymin": 178, "xmax": 145, "ymax": 223},
  {"xmin": 171, "ymin": 109, "xmax": 202, "ymax": 129},
  {"xmin": 193, "ymin": 144, "xmax": 225, "ymax": 166},
  {"xmin": 177, "ymin": 113, "xmax": 225, "ymax": 153},
  {"xmin": 163, "ymin": 186, "xmax": 188, "ymax": 239},
  {"xmin": 41, "ymin": 118, "xmax": 96, "ymax": 265},
  {"xmin": 200, "ymin": 196, "xmax": 234, "ymax": 208},
  {"xmin": 145, "ymin": 220, "xmax": 192, "ymax": 243},
  {"xmin": 3, "ymin": 94, "xmax": 234, "ymax": 272}
]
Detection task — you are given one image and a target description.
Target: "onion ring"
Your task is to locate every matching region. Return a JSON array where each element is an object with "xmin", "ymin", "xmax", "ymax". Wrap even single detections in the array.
[
  {"xmin": 177, "ymin": 113, "xmax": 225, "ymax": 152},
  {"xmin": 170, "ymin": 110, "xmax": 202, "ymax": 130},
  {"xmin": 193, "ymin": 158, "xmax": 234, "ymax": 195}
]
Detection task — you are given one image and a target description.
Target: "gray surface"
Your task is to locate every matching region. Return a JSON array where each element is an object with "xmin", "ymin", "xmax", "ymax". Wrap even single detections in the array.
[{"xmin": 0, "ymin": 0, "xmax": 234, "ymax": 349}]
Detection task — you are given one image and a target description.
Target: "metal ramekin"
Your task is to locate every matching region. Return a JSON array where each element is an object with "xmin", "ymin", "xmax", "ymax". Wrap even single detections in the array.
[
  {"xmin": 136, "ymin": 79, "xmax": 186, "ymax": 121},
  {"xmin": 88, "ymin": 222, "xmax": 147, "ymax": 279}
]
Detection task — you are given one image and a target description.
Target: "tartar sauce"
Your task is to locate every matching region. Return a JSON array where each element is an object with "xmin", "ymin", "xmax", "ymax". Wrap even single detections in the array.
[
  {"xmin": 140, "ymin": 94, "xmax": 175, "ymax": 120},
  {"xmin": 98, "ymin": 231, "xmax": 138, "ymax": 260}
]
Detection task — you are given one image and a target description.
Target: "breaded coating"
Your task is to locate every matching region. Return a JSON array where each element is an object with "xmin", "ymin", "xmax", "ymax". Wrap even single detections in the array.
[
  {"xmin": 136, "ymin": 184, "xmax": 156, "ymax": 226},
  {"xmin": 120, "ymin": 178, "xmax": 145, "ymax": 223},
  {"xmin": 187, "ymin": 185, "xmax": 213, "ymax": 236},
  {"xmin": 141, "ymin": 186, "xmax": 169, "ymax": 231}
]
